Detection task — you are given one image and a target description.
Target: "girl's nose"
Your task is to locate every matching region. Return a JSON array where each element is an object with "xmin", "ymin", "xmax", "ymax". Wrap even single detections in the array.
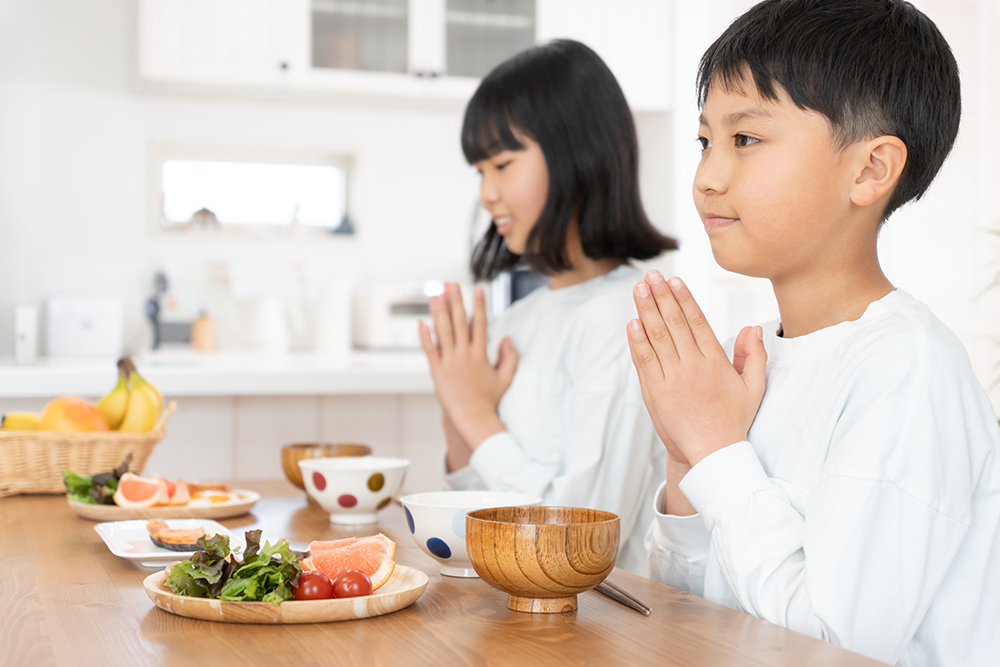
[
  {"xmin": 693, "ymin": 150, "xmax": 728, "ymax": 196},
  {"xmin": 480, "ymin": 170, "xmax": 500, "ymax": 205}
]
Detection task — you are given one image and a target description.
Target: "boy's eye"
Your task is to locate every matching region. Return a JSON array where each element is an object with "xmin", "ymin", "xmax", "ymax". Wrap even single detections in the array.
[
  {"xmin": 697, "ymin": 136, "xmax": 712, "ymax": 151},
  {"xmin": 734, "ymin": 134, "xmax": 759, "ymax": 148}
]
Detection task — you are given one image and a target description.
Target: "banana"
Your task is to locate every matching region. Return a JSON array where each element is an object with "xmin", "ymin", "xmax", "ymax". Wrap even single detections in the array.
[
  {"xmin": 118, "ymin": 381, "xmax": 159, "ymax": 433},
  {"xmin": 97, "ymin": 365, "xmax": 130, "ymax": 429},
  {"xmin": 132, "ymin": 369, "xmax": 163, "ymax": 415},
  {"xmin": 1, "ymin": 411, "xmax": 40, "ymax": 430}
]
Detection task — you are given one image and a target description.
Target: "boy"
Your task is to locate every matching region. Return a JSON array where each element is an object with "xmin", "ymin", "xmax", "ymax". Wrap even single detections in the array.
[{"xmin": 627, "ymin": 1, "xmax": 1000, "ymax": 666}]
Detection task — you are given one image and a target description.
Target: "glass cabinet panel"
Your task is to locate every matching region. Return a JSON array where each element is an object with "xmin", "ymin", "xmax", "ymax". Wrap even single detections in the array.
[
  {"xmin": 446, "ymin": 0, "xmax": 535, "ymax": 78},
  {"xmin": 312, "ymin": 0, "xmax": 409, "ymax": 73}
]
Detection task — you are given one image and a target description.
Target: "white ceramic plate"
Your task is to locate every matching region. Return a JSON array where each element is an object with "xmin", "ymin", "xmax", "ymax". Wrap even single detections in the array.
[
  {"xmin": 94, "ymin": 518, "xmax": 244, "ymax": 568},
  {"xmin": 69, "ymin": 490, "xmax": 261, "ymax": 521}
]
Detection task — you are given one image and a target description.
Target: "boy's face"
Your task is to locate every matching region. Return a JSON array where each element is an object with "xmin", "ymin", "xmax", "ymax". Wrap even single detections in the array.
[{"xmin": 693, "ymin": 79, "xmax": 858, "ymax": 281}]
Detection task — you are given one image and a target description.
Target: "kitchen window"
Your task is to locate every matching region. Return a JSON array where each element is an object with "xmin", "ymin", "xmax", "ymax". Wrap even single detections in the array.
[{"xmin": 155, "ymin": 148, "xmax": 354, "ymax": 235}]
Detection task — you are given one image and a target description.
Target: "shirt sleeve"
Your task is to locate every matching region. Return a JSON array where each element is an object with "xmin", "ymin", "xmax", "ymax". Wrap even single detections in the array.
[
  {"xmin": 460, "ymin": 309, "xmax": 660, "ymax": 547},
  {"xmin": 680, "ymin": 343, "xmax": 984, "ymax": 664},
  {"xmin": 646, "ymin": 482, "xmax": 712, "ymax": 596}
]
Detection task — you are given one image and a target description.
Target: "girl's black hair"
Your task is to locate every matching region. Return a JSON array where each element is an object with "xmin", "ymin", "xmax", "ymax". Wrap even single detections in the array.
[
  {"xmin": 697, "ymin": 0, "xmax": 961, "ymax": 222},
  {"xmin": 462, "ymin": 39, "xmax": 677, "ymax": 281}
]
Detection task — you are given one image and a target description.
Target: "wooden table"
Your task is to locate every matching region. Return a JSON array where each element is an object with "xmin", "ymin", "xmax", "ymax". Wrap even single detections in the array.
[{"xmin": 0, "ymin": 480, "xmax": 886, "ymax": 666}]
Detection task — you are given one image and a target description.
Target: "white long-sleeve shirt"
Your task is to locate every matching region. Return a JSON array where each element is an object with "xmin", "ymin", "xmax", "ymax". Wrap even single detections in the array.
[
  {"xmin": 446, "ymin": 264, "xmax": 665, "ymax": 576},
  {"xmin": 648, "ymin": 289, "xmax": 1000, "ymax": 666}
]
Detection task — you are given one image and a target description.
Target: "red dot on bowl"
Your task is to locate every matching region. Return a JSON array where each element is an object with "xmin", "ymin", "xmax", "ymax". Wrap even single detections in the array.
[
  {"xmin": 312, "ymin": 471, "xmax": 327, "ymax": 491},
  {"xmin": 338, "ymin": 494, "xmax": 358, "ymax": 508}
]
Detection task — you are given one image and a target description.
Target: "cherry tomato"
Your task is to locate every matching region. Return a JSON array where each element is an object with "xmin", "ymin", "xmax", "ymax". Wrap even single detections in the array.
[
  {"xmin": 292, "ymin": 571, "xmax": 334, "ymax": 601},
  {"xmin": 333, "ymin": 569, "xmax": 373, "ymax": 598}
]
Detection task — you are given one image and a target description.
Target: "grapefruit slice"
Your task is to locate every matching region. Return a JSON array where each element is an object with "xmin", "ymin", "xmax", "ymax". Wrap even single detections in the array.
[
  {"xmin": 113, "ymin": 473, "xmax": 170, "ymax": 508},
  {"xmin": 305, "ymin": 534, "xmax": 396, "ymax": 591}
]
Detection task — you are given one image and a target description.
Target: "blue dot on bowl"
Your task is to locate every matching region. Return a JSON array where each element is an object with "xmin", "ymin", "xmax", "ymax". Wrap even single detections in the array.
[
  {"xmin": 452, "ymin": 510, "xmax": 466, "ymax": 539},
  {"xmin": 426, "ymin": 537, "xmax": 452, "ymax": 559},
  {"xmin": 405, "ymin": 507, "xmax": 415, "ymax": 534}
]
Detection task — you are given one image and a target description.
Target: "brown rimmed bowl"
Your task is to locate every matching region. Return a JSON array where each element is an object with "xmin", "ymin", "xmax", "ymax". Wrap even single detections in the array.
[{"xmin": 465, "ymin": 506, "xmax": 620, "ymax": 614}]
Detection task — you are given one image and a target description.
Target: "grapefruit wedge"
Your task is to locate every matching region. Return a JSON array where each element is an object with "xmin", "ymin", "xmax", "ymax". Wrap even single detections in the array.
[
  {"xmin": 304, "ymin": 534, "xmax": 396, "ymax": 591},
  {"xmin": 113, "ymin": 473, "xmax": 170, "ymax": 508}
]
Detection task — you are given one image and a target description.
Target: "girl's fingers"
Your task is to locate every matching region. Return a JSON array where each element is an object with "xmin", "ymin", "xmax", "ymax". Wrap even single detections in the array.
[
  {"xmin": 665, "ymin": 276, "xmax": 726, "ymax": 359},
  {"xmin": 418, "ymin": 320, "xmax": 440, "ymax": 368},
  {"xmin": 644, "ymin": 271, "xmax": 702, "ymax": 359},
  {"xmin": 430, "ymin": 294, "xmax": 455, "ymax": 355},
  {"xmin": 627, "ymin": 318, "xmax": 665, "ymax": 382},
  {"xmin": 471, "ymin": 286, "xmax": 488, "ymax": 354},
  {"xmin": 446, "ymin": 283, "xmax": 470, "ymax": 351},
  {"xmin": 633, "ymin": 279, "xmax": 679, "ymax": 365}
]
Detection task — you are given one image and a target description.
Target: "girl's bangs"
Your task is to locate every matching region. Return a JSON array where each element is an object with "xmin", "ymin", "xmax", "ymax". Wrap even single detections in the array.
[{"xmin": 461, "ymin": 95, "xmax": 526, "ymax": 164}]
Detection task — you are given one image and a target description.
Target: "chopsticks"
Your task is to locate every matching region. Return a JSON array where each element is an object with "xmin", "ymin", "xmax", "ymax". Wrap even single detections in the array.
[{"xmin": 594, "ymin": 580, "xmax": 651, "ymax": 616}]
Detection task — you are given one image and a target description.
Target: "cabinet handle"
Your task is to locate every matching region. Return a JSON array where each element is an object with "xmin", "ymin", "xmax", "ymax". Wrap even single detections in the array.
[{"xmin": 279, "ymin": 61, "xmax": 289, "ymax": 71}]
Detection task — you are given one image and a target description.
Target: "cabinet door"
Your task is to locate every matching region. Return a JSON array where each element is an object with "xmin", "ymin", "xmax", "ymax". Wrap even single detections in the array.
[
  {"xmin": 139, "ymin": 0, "xmax": 305, "ymax": 82},
  {"xmin": 536, "ymin": 0, "xmax": 671, "ymax": 111},
  {"xmin": 444, "ymin": 0, "xmax": 537, "ymax": 78}
]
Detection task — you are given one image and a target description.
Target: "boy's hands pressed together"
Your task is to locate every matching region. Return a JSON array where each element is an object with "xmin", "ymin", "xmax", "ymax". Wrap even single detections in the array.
[
  {"xmin": 627, "ymin": 271, "xmax": 767, "ymax": 467},
  {"xmin": 419, "ymin": 282, "xmax": 518, "ymax": 449}
]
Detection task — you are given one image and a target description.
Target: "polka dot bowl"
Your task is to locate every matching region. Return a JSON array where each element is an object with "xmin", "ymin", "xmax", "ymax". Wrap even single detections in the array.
[
  {"xmin": 398, "ymin": 491, "xmax": 543, "ymax": 577},
  {"xmin": 299, "ymin": 456, "xmax": 410, "ymax": 525}
]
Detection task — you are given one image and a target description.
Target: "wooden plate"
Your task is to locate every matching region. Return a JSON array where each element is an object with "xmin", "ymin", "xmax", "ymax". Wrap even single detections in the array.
[
  {"xmin": 68, "ymin": 490, "xmax": 260, "ymax": 521},
  {"xmin": 143, "ymin": 565, "xmax": 429, "ymax": 623}
]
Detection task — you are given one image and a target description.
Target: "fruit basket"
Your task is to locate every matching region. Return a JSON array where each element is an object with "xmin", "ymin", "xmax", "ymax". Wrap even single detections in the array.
[{"xmin": 0, "ymin": 401, "xmax": 176, "ymax": 498}]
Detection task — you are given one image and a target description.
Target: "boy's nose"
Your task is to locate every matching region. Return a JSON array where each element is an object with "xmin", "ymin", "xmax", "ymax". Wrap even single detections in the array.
[{"xmin": 693, "ymin": 151, "xmax": 728, "ymax": 196}]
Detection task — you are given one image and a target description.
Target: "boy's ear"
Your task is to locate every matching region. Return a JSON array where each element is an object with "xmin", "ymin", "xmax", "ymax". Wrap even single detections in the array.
[{"xmin": 850, "ymin": 136, "xmax": 907, "ymax": 209}]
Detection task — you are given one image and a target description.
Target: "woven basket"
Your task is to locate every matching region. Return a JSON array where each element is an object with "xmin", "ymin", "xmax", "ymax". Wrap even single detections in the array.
[{"xmin": 0, "ymin": 401, "xmax": 176, "ymax": 498}]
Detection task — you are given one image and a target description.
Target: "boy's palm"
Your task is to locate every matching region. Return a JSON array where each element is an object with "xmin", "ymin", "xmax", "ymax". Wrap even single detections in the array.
[{"xmin": 628, "ymin": 273, "xmax": 767, "ymax": 466}]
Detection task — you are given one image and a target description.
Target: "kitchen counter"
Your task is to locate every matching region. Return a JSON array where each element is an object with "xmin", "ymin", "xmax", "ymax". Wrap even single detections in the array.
[
  {"xmin": 0, "ymin": 350, "xmax": 434, "ymax": 398},
  {"xmin": 0, "ymin": 480, "xmax": 888, "ymax": 666}
]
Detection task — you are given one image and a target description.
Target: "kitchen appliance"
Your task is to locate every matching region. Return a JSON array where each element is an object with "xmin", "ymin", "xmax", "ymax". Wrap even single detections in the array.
[
  {"xmin": 45, "ymin": 295, "xmax": 123, "ymax": 357},
  {"xmin": 14, "ymin": 305, "xmax": 38, "ymax": 364},
  {"xmin": 353, "ymin": 281, "xmax": 476, "ymax": 350}
]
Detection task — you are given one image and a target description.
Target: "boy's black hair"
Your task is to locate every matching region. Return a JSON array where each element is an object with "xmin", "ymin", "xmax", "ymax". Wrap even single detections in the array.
[
  {"xmin": 462, "ymin": 39, "xmax": 677, "ymax": 280},
  {"xmin": 697, "ymin": 0, "xmax": 961, "ymax": 221}
]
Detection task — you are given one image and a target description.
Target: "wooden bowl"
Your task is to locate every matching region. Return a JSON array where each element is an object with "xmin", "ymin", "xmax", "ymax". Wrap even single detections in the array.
[
  {"xmin": 466, "ymin": 506, "xmax": 620, "ymax": 614},
  {"xmin": 280, "ymin": 443, "xmax": 372, "ymax": 489}
]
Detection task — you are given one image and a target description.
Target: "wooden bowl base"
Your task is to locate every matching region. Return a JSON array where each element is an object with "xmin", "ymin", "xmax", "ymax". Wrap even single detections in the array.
[{"xmin": 508, "ymin": 595, "xmax": 578, "ymax": 613}]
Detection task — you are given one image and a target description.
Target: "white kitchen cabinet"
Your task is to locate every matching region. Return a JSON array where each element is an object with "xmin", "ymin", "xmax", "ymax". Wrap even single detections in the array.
[
  {"xmin": 536, "ymin": 0, "xmax": 672, "ymax": 111},
  {"xmin": 137, "ymin": 0, "xmax": 671, "ymax": 110}
]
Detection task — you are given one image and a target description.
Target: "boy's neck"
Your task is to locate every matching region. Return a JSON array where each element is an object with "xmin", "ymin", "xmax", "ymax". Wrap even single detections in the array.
[{"xmin": 771, "ymin": 260, "xmax": 894, "ymax": 339}]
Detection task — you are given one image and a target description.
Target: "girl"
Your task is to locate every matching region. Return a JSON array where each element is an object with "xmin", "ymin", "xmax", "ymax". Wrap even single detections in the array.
[{"xmin": 419, "ymin": 40, "xmax": 677, "ymax": 575}]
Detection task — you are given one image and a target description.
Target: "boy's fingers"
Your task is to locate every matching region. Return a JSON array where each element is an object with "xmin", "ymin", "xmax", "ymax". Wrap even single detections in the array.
[
  {"xmin": 732, "ymin": 325, "xmax": 753, "ymax": 375},
  {"xmin": 429, "ymin": 295, "xmax": 455, "ymax": 355},
  {"xmin": 666, "ymin": 276, "xmax": 725, "ymax": 358},
  {"xmin": 740, "ymin": 326, "xmax": 768, "ymax": 398},
  {"xmin": 471, "ymin": 287, "xmax": 488, "ymax": 354},
  {"xmin": 627, "ymin": 318, "xmax": 665, "ymax": 382},
  {"xmin": 634, "ymin": 280, "xmax": 680, "ymax": 365},
  {"xmin": 446, "ymin": 283, "xmax": 470, "ymax": 350},
  {"xmin": 644, "ymin": 271, "xmax": 701, "ymax": 359}
]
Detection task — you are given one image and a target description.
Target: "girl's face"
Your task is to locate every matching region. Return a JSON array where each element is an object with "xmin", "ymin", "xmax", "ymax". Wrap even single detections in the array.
[{"xmin": 474, "ymin": 133, "xmax": 549, "ymax": 255}]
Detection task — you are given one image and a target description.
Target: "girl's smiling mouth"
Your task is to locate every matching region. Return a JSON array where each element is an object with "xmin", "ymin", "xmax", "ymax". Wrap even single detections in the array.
[{"xmin": 493, "ymin": 214, "xmax": 515, "ymax": 234}]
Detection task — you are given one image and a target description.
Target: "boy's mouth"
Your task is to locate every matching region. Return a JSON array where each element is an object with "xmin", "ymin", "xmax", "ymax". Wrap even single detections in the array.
[{"xmin": 703, "ymin": 214, "xmax": 739, "ymax": 230}]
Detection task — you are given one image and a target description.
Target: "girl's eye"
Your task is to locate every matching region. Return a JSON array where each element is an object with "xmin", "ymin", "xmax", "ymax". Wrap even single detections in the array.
[
  {"xmin": 697, "ymin": 136, "xmax": 711, "ymax": 151},
  {"xmin": 734, "ymin": 134, "xmax": 759, "ymax": 148},
  {"xmin": 495, "ymin": 161, "xmax": 512, "ymax": 171}
]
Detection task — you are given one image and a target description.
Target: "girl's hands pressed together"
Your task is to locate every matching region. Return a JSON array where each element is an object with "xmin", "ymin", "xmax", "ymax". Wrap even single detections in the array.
[
  {"xmin": 627, "ymin": 271, "xmax": 767, "ymax": 467},
  {"xmin": 419, "ymin": 282, "xmax": 519, "ymax": 450}
]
